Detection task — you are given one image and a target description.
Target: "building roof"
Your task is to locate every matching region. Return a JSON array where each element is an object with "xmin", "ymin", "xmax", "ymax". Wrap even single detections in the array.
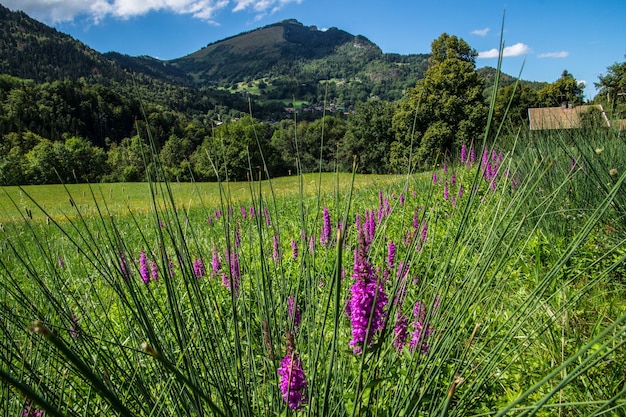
[{"xmin": 528, "ymin": 104, "xmax": 610, "ymax": 130}]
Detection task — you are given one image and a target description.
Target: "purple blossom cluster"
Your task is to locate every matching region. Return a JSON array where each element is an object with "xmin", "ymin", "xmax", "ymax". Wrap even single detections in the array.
[
  {"xmin": 291, "ymin": 238, "xmax": 298, "ymax": 259},
  {"xmin": 278, "ymin": 332, "xmax": 307, "ymax": 410},
  {"xmin": 139, "ymin": 251, "xmax": 158, "ymax": 284},
  {"xmin": 320, "ymin": 206, "xmax": 332, "ymax": 247},
  {"xmin": 287, "ymin": 295, "xmax": 301, "ymax": 330},
  {"xmin": 21, "ymin": 401, "xmax": 43, "ymax": 417},
  {"xmin": 193, "ymin": 258, "xmax": 205, "ymax": 278},
  {"xmin": 273, "ymin": 234, "xmax": 281, "ymax": 262},
  {"xmin": 345, "ymin": 227, "xmax": 388, "ymax": 354},
  {"xmin": 221, "ymin": 249, "xmax": 241, "ymax": 296}
]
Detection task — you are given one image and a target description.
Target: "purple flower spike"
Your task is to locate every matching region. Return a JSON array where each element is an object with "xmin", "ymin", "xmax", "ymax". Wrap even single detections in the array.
[
  {"xmin": 193, "ymin": 258, "xmax": 205, "ymax": 278},
  {"xmin": 211, "ymin": 248, "xmax": 221, "ymax": 275},
  {"xmin": 321, "ymin": 206, "xmax": 332, "ymax": 247},
  {"xmin": 278, "ymin": 333, "xmax": 307, "ymax": 410},
  {"xmin": 287, "ymin": 296, "xmax": 301, "ymax": 330},
  {"xmin": 139, "ymin": 251, "xmax": 150, "ymax": 284},
  {"xmin": 346, "ymin": 229, "xmax": 388, "ymax": 354},
  {"xmin": 291, "ymin": 239, "xmax": 298, "ymax": 259},
  {"xmin": 387, "ymin": 240, "xmax": 396, "ymax": 270},
  {"xmin": 393, "ymin": 313, "xmax": 409, "ymax": 352},
  {"xmin": 150, "ymin": 261, "xmax": 159, "ymax": 282}
]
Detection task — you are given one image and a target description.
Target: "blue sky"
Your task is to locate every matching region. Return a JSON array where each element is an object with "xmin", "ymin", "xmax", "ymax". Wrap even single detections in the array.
[{"xmin": 2, "ymin": 0, "xmax": 625, "ymax": 99}]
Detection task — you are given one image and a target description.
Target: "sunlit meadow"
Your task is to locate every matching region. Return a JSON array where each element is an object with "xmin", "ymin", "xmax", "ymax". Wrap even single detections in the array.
[{"xmin": 1, "ymin": 112, "xmax": 626, "ymax": 415}]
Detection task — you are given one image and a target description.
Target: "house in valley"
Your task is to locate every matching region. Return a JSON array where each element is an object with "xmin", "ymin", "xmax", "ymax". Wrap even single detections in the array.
[{"xmin": 528, "ymin": 103, "xmax": 611, "ymax": 131}]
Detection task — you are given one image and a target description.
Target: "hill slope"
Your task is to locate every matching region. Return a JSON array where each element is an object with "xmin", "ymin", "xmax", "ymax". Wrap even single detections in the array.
[{"xmin": 170, "ymin": 19, "xmax": 430, "ymax": 103}]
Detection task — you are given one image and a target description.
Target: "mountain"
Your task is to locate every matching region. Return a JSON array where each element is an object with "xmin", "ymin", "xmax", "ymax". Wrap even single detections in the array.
[
  {"xmin": 169, "ymin": 19, "xmax": 430, "ymax": 103},
  {"xmin": 0, "ymin": 5, "xmax": 127, "ymax": 83},
  {"xmin": 0, "ymin": 4, "xmax": 540, "ymax": 118}
]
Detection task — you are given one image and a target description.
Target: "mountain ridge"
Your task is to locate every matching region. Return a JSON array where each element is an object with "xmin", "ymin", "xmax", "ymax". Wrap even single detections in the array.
[{"xmin": 0, "ymin": 4, "xmax": 544, "ymax": 117}]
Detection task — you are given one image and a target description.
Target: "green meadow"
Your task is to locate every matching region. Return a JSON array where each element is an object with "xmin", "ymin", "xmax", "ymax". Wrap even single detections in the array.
[{"xmin": 1, "ymin": 125, "xmax": 625, "ymax": 416}]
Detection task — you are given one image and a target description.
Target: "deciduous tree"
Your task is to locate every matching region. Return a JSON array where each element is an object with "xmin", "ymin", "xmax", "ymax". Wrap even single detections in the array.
[{"xmin": 392, "ymin": 33, "xmax": 487, "ymax": 171}]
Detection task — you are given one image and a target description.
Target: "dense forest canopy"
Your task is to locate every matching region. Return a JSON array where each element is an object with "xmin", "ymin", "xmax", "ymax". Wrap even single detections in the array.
[{"xmin": 0, "ymin": 5, "xmax": 623, "ymax": 185}]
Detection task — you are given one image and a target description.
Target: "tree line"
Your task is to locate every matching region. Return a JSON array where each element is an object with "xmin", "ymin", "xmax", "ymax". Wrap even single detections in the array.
[{"xmin": 1, "ymin": 34, "xmax": 622, "ymax": 186}]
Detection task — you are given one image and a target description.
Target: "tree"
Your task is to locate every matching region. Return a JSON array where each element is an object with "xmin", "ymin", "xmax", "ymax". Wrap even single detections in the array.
[
  {"xmin": 339, "ymin": 100, "xmax": 396, "ymax": 173},
  {"xmin": 105, "ymin": 136, "xmax": 150, "ymax": 182},
  {"xmin": 538, "ymin": 70, "xmax": 584, "ymax": 107},
  {"xmin": 595, "ymin": 58, "xmax": 626, "ymax": 116},
  {"xmin": 429, "ymin": 33, "xmax": 478, "ymax": 66},
  {"xmin": 160, "ymin": 134, "xmax": 193, "ymax": 181},
  {"xmin": 493, "ymin": 83, "xmax": 540, "ymax": 131},
  {"xmin": 392, "ymin": 33, "xmax": 487, "ymax": 171}
]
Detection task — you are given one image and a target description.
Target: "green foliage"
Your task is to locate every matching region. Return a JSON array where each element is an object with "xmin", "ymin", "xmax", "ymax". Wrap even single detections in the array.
[
  {"xmin": 392, "ymin": 34, "xmax": 487, "ymax": 171},
  {"xmin": 428, "ymin": 32, "xmax": 478, "ymax": 65},
  {"xmin": 594, "ymin": 57, "xmax": 626, "ymax": 117},
  {"xmin": 492, "ymin": 83, "xmax": 541, "ymax": 132},
  {"xmin": 537, "ymin": 70, "xmax": 585, "ymax": 106},
  {"xmin": 339, "ymin": 100, "xmax": 396, "ymax": 173}
]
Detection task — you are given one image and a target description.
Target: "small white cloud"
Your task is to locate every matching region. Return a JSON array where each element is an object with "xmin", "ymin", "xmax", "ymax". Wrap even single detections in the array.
[
  {"xmin": 471, "ymin": 27, "xmax": 490, "ymax": 37},
  {"xmin": 538, "ymin": 51, "xmax": 569, "ymax": 58},
  {"xmin": 478, "ymin": 42, "xmax": 531, "ymax": 58}
]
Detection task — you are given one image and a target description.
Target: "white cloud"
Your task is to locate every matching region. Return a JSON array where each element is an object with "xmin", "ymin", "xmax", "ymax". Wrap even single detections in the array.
[
  {"xmin": 538, "ymin": 51, "xmax": 569, "ymax": 58},
  {"xmin": 1, "ymin": 0, "xmax": 298, "ymax": 23},
  {"xmin": 478, "ymin": 42, "xmax": 531, "ymax": 58},
  {"xmin": 471, "ymin": 27, "xmax": 489, "ymax": 37}
]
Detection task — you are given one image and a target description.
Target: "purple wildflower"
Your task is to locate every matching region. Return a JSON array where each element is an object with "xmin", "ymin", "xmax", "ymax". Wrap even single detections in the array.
[
  {"xmin": 139, "ymin": 251, "xmax": 150, "ymax": 284},
  {"xmin": 461, "ymin": 143, "xmax": 467, "ymax": 164},
  {"xmin": 263, "ymin": 206, "xmax": 271, "ymax": 227},
  {"xmin": 235, "ymin": 225, "xmax": 241, "ymax": 248},
  {"xmin": 420, "ymin": 221, "xmax": 428, "ymax": 243},
  {"xmin": 409, "ymin": 301, "xmax": 434, "ymax": 355},
  {"xmin": 193, "ymin": 258, "xmax": 205, "ymax": 278},
  {"xmin": 21, "ymin": 400, "xmax": 43, "ymax": 417},
  {"xmin": 58, "ymin": 256, "xmax": 65, "ymax": 269},
  {"xmin": 320, "ymin": 206, "xmax": 331, "ymax": 247},
  {"xmin": 443, "ymin": 181, "xmax": 449, "ymax": 201},
  {"xmin": 278, "ymin": 333, "xmax": 307, "ymax": 410},
  {"xmin": 432, "ymin": 172, "xmax": 438, "ymax": 183},
  {"xmin": 168, "ymin": 259, "xmax": 176, "ymax": 277},
  {"xmin": 120, "ymin": 252, "xmax": 129, "ymax": 279},
  {"xmin": 69, "ymin": 313, "xmax": 80, "ymax": 340},
  {"xmin": 469, "ymin": 147, "xmax": 476, "ymax": 165},
  {"xmin": 291, "ymin": 239, "xmax": 298, "ymax": 259},
  {"xmin": 151, "ymin": 261, "xmax": 159, "ymax": 282},
  {"xmin": 393, "ymin": 313, "xmax": 409, "ymax": 352},
  {"xmin": 240, "ymin": 206, "xmax": 247, "ymax": 219},
  {"xmin": 222, "ymin": 250, "xmax": 240, "ymax": 295},
  {"xmin": 387, "ymin": 240, "xmax": 396, "ymax": 270},
  {"xmin": 345, "ymin": 229, "xmax": 388, "ymax": 354},
  {"xmin": 399, "ymin": 193, "xmax": 405, "ymax": 206},
  {"xmin": 211, "ymin": 248, "xmax": 221, "ymax": 275},
  {"xmin": 443, "ymin": 162, "xmax": 448, "ymax": 173},
  {"xmin": 458, "ymin": 183, "xmax": 464, "ymax": 199},
  {"xmin": 287, "ymin": 296, "xmax": 301, "ymax": 330}
]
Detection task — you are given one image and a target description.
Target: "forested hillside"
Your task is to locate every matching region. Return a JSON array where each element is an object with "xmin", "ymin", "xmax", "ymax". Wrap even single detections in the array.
[{"xmin": 1, "ymin": 4, "xmax": 614, "ymax": 186}]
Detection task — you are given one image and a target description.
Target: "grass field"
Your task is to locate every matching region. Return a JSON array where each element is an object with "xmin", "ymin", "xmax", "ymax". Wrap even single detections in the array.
[
  {"xmin": 1, "ymin": 130, "xmax": 625, "ymax": 416},
  {"xmin": 0, "ymin": 173, "xmax": 404, "ymax": 222}
]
